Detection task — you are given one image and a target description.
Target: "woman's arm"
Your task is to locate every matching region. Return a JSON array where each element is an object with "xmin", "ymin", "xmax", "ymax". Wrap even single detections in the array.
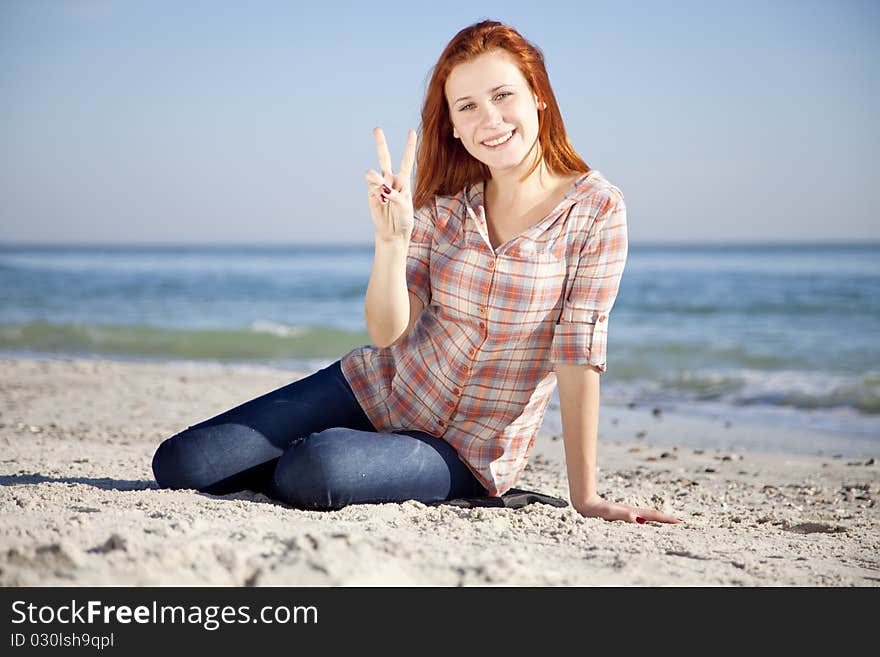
[
  {"xmin": 365, "ymin": 235, "xmax": 413, "ymax": 348},
  {"xmin": 364, "ymin": 127, "xmax": 421, "ymax": 348},
  {"xmin": 555, "ymin": 361, "xmax": 681, "ymax": 524},
  {"xmin": 555, "ymin": 362, "xmax": 601, "ymax": 507}
]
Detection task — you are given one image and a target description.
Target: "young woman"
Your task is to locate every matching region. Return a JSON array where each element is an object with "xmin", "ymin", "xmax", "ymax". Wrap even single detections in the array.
[{"xmin": 152, "ymin": 20, "xmax": 679, "ymax": 525}]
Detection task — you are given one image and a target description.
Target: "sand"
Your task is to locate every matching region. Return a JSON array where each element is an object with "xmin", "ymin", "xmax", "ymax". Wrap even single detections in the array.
[{"xmin": 1, "ymin": 357, "xmax": 877, "ymax": 586}]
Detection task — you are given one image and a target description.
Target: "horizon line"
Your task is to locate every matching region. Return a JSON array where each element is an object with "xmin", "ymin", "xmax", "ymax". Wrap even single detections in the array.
[{"xmin": 1, "ymin": 239, "xmax": 879, "ymax": 249}]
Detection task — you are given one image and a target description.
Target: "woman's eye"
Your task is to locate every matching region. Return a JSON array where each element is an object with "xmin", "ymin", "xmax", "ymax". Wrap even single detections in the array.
[{"xmin": 458, "ymin": 92, "xmax": 512, "ymax": 112}]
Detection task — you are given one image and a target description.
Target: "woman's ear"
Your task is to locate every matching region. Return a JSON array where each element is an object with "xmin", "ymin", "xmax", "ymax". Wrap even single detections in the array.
[{"xmin": 453, "ymin": 126, "xmax": 459, "ymax": 139}]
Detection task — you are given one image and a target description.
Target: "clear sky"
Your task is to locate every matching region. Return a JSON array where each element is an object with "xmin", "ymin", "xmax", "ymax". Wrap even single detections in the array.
[{"xmin": 1, "ymin": 0, "xmax": 878, "ymax": 245}]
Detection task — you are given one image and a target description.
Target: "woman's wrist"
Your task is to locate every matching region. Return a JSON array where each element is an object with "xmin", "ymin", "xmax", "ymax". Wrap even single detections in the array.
[
  {"xmin": 374, "ymin": 232, "xmax": 411, "ymax": 247},
  {"xmin": 571, "ymin": 491, "xmax": 602, "ymax": 512}
]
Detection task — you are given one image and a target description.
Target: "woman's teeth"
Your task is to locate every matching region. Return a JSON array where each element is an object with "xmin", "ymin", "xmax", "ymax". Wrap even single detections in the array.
[{"xmin": 483, "ymin": 130, "xmax": 514, "ymax": 147}]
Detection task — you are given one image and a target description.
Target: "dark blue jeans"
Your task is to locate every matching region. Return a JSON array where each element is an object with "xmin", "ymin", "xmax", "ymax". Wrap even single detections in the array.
[{"xmin": 151, "ymin": 359, "xmax": 487, "ymax": 509}]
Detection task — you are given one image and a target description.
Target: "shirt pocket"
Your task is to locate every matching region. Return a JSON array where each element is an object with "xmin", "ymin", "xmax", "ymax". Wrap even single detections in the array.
[
  {"xmin": 428, "ymin": 217, "xmax": 469, "ymax": 317},
  {"xmin": 496, "ymin": 241, "xmax": 567, "ymax": 334}
]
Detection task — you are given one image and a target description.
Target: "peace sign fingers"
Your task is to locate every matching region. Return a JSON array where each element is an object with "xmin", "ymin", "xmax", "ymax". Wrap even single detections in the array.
[
  {"xmin": 367, "ymin": 127, "xmax": 417, "ymax": 242},
  {"xmin": 373, "ymin": 127, "xmax": 417, "ymax": 193}
]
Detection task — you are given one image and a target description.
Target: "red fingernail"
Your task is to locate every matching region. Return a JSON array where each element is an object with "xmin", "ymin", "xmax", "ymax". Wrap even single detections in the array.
[
  {"xmin": 382, "ymin": 185, "xmax": 391, "ymax": 194},
  {"xmin": 636, "ymin": 517, "xmax": 646, "ymax": 524},
  {"xmin": 380, "ymin": 195, "xmax": 388, "ymax": 203}
]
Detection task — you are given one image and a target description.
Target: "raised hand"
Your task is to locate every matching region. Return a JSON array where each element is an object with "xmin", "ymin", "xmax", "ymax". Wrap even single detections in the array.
[{"xmin": 365, "ymin": 127, "xmax": 417, "ymax": 242}]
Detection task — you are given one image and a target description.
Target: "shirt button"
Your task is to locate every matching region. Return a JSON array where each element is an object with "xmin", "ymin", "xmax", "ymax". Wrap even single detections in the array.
[
  {"xmin": 447, "ymin": 400, "xmax": 455, "ymax": 407},
  {"xmin": 478, "ymin": 307, "xmax": 486, "ymax": 315},
  {"xmin": 598, "ymin": 314, "xmax": 607, "ymax": 322},
  {"xmin": 453, "ymin": 387, "xmax": 461, "ymax": 396},
  {"xmin": 468, "ymin": 348, "xmax": 476, "ymax": 356},
  {"xmin": 479, "ymin": 322, "xmax": 485, "ymax": 329},
  {"xmin": 437, "ymin": 419, "xmax": 446, "ymax": 427},
  {"xmin": 488, "ymin": 260, "xmax": 495, "ymax": 269},
  {"xmin": 463, "ymin": 366, "xmax": 470, "ymax": 374}
]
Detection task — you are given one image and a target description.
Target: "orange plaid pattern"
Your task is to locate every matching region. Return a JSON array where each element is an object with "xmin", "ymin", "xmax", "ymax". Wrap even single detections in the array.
[{"xmin": 341, "ymin": 169, "xmax": 628, "ymax": 496}]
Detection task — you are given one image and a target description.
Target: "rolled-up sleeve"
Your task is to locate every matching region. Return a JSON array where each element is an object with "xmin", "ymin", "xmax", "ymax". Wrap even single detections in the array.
[
  {"xmin": 550, "ymin": 189, "xmax": 628, "ymax": 372},
  {"xmin": 406, "ymin": 201, "xmax": 434, "ymax": 308}
]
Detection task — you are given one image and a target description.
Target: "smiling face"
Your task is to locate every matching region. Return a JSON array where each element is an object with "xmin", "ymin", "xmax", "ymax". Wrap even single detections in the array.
[{"xmin": 445, "ymin": 50, "xmax": 544, "ymax": 175}]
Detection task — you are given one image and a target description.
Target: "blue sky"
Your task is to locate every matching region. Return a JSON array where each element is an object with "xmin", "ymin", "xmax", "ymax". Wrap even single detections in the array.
[{"xmin": 1, "ymin": 0, "xmax": 878, "ymax": 244}]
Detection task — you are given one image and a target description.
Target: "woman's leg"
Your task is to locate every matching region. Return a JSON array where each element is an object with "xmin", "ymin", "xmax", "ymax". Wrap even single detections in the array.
[
  {"xmin": 270, "ymin": 427, "xmax": 488, "ymax": 509},
  {"xmin": 151, "ymin": 360, "xmax": 375, "ymax": 494}
]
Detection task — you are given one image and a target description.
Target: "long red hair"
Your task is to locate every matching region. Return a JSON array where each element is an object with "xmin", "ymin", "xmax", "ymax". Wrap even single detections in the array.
[{"xmin": 413, "ymin": 20, "xmax": 590, "ymax": 210}]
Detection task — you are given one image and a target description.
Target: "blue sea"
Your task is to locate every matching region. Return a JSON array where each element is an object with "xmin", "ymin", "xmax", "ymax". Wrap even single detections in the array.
[{"xmin": 1, "ymin": 242, "xmax": 877, "ymax": 456}]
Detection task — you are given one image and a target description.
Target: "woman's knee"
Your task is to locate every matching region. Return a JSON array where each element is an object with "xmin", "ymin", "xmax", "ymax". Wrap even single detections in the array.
[
  {"xmin": 151, "ymin": 426, "xmax": 226, "ymax": 491},
  {"xmin": 271, "ymin": 428, "xmax": 358, "ymax": 509},
  {"xmin": 152, "ymin": 432, "xmax": 198, "ymax": 490},
  {"xmin": 152, "ymin": 421, "xmax": 283, "ymax": 492}
]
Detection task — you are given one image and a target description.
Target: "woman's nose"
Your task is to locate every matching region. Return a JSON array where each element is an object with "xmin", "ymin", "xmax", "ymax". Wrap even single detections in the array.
[{"xmin": 481, "ymin": 103, "xmax": 503, "ymax": 126}]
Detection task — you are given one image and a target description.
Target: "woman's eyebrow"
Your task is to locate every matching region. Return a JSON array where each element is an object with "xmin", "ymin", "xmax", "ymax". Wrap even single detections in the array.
[{"xmin": 454, "ymin": 84, "xmax": 513, "ymax": 104}]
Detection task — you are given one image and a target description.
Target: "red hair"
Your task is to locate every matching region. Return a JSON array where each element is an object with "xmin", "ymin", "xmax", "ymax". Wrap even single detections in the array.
[{"xmin": 413, "ymin": 20, "xmax": 590, "ymax": 210}]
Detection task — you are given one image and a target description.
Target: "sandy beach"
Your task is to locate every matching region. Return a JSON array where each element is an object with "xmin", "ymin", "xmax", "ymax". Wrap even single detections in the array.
[{"xmin": 1, "ymin": 357, "xmax": 877, "ymax": 587}]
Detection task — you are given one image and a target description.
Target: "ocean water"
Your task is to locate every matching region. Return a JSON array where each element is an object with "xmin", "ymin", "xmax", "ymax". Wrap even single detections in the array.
[{"xmin": 1, "ymin": 242, "xmax": 877, "ymax": 456}]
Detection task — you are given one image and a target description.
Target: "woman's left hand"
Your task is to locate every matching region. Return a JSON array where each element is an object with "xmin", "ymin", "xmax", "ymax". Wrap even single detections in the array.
[{"xmin": 574, "ymin": 494, "xmax": 681, "ymax": 524}]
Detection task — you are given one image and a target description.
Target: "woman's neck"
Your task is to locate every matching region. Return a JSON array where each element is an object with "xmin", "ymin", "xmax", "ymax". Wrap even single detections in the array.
[{"xmin": 485, "ymin": 158, "xmax": 565, "ymax": 210}]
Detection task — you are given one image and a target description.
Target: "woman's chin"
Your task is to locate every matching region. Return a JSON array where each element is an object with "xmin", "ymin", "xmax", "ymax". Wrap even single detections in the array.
[
  {"xmin": 486, "ymin": 152, "xmax": 532, "ymax": 174},
  {"xmin": 464, "ymin": 145, "xmax": 532, "ymax": 173}
]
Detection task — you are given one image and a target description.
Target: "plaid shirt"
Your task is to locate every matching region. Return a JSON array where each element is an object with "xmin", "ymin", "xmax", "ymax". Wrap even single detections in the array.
[{"xmin": 341, "ymin": 169, "xmax": 627, "ymax": 496}]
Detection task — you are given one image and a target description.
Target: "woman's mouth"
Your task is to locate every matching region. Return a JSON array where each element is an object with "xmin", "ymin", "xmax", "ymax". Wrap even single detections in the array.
[{"xmin": 481, "ymin": 128, "xmax": 516, "ymax": 149}]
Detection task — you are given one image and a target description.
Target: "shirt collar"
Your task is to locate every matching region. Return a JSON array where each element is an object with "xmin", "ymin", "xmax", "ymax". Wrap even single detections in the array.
[{"xmin": 464, "ymin": 169, "xmax": 601, "ymax": 231}]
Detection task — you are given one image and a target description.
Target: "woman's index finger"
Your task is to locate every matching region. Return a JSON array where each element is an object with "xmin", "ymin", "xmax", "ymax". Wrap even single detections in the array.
[
  {"xmin": 399, "ymin": 129, "xmax": 417, "ymax": 179},
  {"xmin": 373, "ymin": 127, "xmax": 394, "ymax": 177}
]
